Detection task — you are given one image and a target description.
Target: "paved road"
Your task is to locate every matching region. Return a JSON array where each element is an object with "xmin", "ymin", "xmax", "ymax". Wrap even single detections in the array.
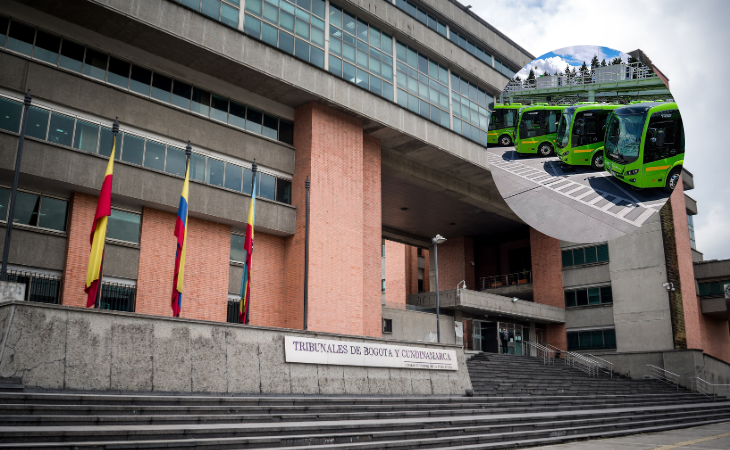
[
  {"xmin": 523, "ymin": 421, "xmax": 730, "ymax": 449},
  {"xmin": 488, "ymin": 147, "xmax": 670, "ymax": 243}
]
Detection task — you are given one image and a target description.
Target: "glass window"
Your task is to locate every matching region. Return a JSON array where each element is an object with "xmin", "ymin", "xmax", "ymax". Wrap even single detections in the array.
[
  {"xmin": 231, "ymin": 234, "xmax": 246, "ymax": 262},
  {"xmin": 588, "ymin": 287, "xmax": 600, "ymax": 305},
  {"xmin": 33, "ymin": 30, "xmax": 61, "ymax": 65},
  {"xmin": 12, "ymin": 191, "xmax": 40, "ymax": 226},
  {"xmin": 144, "ymin": 140, "xmax": 166, "ymax": 172},
  {"xmin": 0, "ymin": 188, "xmax": 8, "ymax": 221},
  {"xmin": 206, "ymin": 158, "xmax": 224, "ymax": 186},
  {"xmin": 280, "ymin": 9, "xmax": 295, "ymax": 33},
  {"xmin": 58, "ymin": 39, "xmax": 84, "ymax": 72},
  {"xmin": 224, "ymin": 163, "xmax": 242, "ymax": 191},
  {"xmin": 259, "ymin": 172, "xmax": 276, "ymax": 200},
  {"xmin": 189, "ymin": 153, "xmax": 206, "ymax": 182},
  {"xmin": 573, "ymin": 248, "xmax": 585, "ymax": 265},
  {"xmin": 201, "ymin": 0, "xmax": 221, "ymax": 19},
  {"xmin": 600, "ymin": 286, "xmax": 613, "ymax": 304},
  {"xmin": 192, "ymin": 87, "xmax": 211, "ymax": 116},
  {"xmin": 329, "ymin": 54, "xmax": 342, "ymax": 76},
  {"xmin": 98, "ymin": 127, "xmax": 115, "ymax": 158},
  {"xmin": 262, "ymin": 22, "xmax": 277, "ymax": 46},
  {"xmin": 107, "ymin": 57, "xmax": 130, "ymax": 88},
  {"xmin": 242, "ymin": 168, "xmax": 254, "ymax": 195},
  {"xmin": 576, "ymin": 289, "xmax": 588, "ymax": 306},
  {"xmin": 39, "ymin": 197, "xmax": 67, "ymax": 231},
  {"xmin": 172, "ymin": 80, "xmax": 192, "ymax": 109},
  {"xmin": 229, "ymin": 101, "xmax": 246, "ymax": 129},
  {"xmin": 585, "ymin": 246, "xmax": 598, "ymax": 264},
  {"xmin": 310, "ymin": 45, "xmax": 324, "ymax": 68},
  {"xmin": 279, "ymin": 119, "xmax": 294, "ymax": 145},
  {"xmin": 565, "ymin": 291, "xmax": 576, "ymax": 307},
  {"xmin": 73, "ymin": 120, "xmax": 99, "ymax": 153},
  {"xmin": 294, "ymin": 38, "xmax": 309, "ymax": 61},
  {"xmin": 263, "ymin": 1, "xmax": 278, "ymax": 23},
  {"xmin": 0, "ymin": 16, "xmax": 7, "ymax": 47},
  {"xmin": 244, "ymin": 14, "xmax": 261, "ymax": 37},
  {"xmin": 83, "ymin": 48, "xmax": 108, "ymax": 80},
  {"xmin": 26, "ymin": 107, "xmax": 50, "ymax": 140},
  {"xmin": 311, "ymin": 0, "xmax": 325, "ymax": 18},
  {"xmin": 47, "ymin": 112, "xmax": 74, "ymax": 147},
  {"xmin": 6, "ymin": 21, "xmax": 34, "ymax": 56},
  {"xmin": 151, "ymin": 73, "xmax": 172, "ymax": 102},
  {"xmin": 597, "ymin": 244, "xmax": 609, "ymax": 262},
  {"xmin": 129, "ymin": 65, "xmax": 152, "ymax": 96},
  {"xmin": 0, "ymin": 97, "xmax": 22, "ymax": 133},
  {"xmin": 121, "ymin": 134, "xmax": 144, "ymax": 166},
  {"xmin": 107, "ymin": 209, "xmax": 141, "ymax": 243},
  {"xmin": 181, "ymin": 0, "xmax": 201, "ymax": 9},
  {"xmin": 245, "ymin": 0, "xmax": 262, "ymax": 15},
  {"xmin": 221, "ymin": 3, "xmax": 239, "ymax": 27},
  {"xmin": 278, "ymin": 29, "xmax": 294, "ymax": 54},
  {"xmin": 276, "ymin": 178, "xmax": 291, "ymax": 203},
  {"xmin": 262, "ymin": 114, "xmax": 278, "ymax": 140},
  {"xmin": 246, "ymin": 107, "xmax": 263, "ymax": 134},
  {"xmin": 165, "ymin": 146, "xmax": 187, "ymax": 177},
  {"xmin": 210, "ymin": 94, "xmax": 228, "ymax": 122}
]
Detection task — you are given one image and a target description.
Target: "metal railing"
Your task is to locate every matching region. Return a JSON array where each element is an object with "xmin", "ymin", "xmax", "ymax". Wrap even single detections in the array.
[
  {"xmin": 523, "ymin": 341, "xmax": 555, "ymax": 366},
  {"xmin": 689, "ymin": 377, "xmax": 730, "ymax": 401},
  {"xmin": 6, "ymin": 270, "xmax": 61, "ymax": 304},
  {"xmin": 588, "ymin": 354, "xmax": 614, "ymax": 378},
  {"xmin": 481, "ymin": 271, "xmax": 532, "ymax": 291},
  {"xmin": 646, "ymin": 365, "xmax": 680, "ymax": 390},
  {"xmin": 546, "ymin": 344, "xmax": 604, "ymax": 377},
  {"xmin": 504, "ymin": 62, "xmax": 658, "ymax": 94},
  {"xmin": 98, "ymin": 282, "xmax": 136, "ymax": 312},
  {"xmin": 227, "ymin": 300, "xmax": 243, "ymax": 324}
]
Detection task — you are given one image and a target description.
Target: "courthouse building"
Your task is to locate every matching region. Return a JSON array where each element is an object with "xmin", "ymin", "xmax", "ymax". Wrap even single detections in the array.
[{"xmin": 0, "ymin": 0, "xmax": 727, "ymax": 364}]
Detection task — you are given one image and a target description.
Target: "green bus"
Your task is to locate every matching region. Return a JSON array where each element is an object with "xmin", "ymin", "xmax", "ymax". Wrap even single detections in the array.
[
  {"xmin": 602, "ymin": 102, "xmax": 684, "ymax": 192},
  {"xmin": 514, "ymin": 104, "xmax": 569, "ymax": 156},
  {"xmin": 487, "ymin": 103, "xmax": 522, "ymax": 146},
  {"xmin": 555, "ymin": 103, "xmax": 621, "ymax": 169}
]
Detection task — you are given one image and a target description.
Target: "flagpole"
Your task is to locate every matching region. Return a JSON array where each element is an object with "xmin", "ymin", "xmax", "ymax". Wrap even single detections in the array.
[
  {"xmin": 95, "ymin": 118, "xmax": 120, "ymax": 309},
  {"xmin": 303, "ymin": 177, "xmax": 310, "ymax": 331},
  {"xmin": 1, "ymin": 90, "xmax": 32, "ymax": 282}
]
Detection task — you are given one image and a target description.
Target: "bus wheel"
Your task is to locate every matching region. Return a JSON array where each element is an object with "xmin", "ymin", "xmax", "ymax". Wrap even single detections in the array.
[
  {"xmin": 664, "ymin": 168, "xmax": 681, "ymax": 193},
  {"xmin": 591, "ymin": 152, "xmax": 605, "ymax": 170},
  {"xmin": 538, "ymin": 143, "xmax": 553, "ymax": 157},
  {"xmin": 499, "ymin": 135, "xmax": 512, "ymax": 146}
]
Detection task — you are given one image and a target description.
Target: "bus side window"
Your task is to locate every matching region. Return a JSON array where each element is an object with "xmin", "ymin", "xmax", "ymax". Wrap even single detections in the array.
[
  {"xmin": 678, "ymin": 117, "xmax": 684, "ymax": 155},
  {"xmin": 645, "ymin": 119, "xmax": 675, "ymax": 163},
  {"xmin": 545, "ymin": 111, "xmax": 558, "ymax": 134},
  {"xmin": 598, "ymin": 111, "xmax": 611, "ymax": 140}
]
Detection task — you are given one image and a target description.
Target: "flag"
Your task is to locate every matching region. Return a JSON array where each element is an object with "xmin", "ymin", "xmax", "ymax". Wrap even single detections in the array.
[
  {"xmin": 85, "ymin": 130, "xmax": 116, "ymax": 307},
  {"xmin": 171, "ymin": 161, "xmax": 191, "ymax": 317},
  {"xmin": 239, "ymin": 166, "xmax": 258, "ymax": 324}
]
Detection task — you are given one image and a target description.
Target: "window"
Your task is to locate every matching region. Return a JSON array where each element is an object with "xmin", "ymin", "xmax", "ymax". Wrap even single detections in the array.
[
  {"xmin": 174, "ymin": 0, "xmax": 240, "ymax": 28},
  {"xmin": 381, "ymin": 279, "xmax": 386, "ymax": 292},
  {"xmin": 688, "ymin": 214, "xmax": 696, "ymax": 250},
  {"xmin": 565, "ymin": 285, "xmax": 613, "ymax": 307},
  {"xmin": 6, "ymin": 270, "xmax": 62, "ymax": 304},
  {"xmin": 392, "ymin": 0, "xmax": 446, "ymax": 37},
  {"xmin": 567, "ymin": 328, "xmax": 616, "ymax": 351},
  {"xmin": 99, "ymin": 281, "xmax": 136, "ymax": 312},
  {"xmin": 451, "ymin": 72, "xmax": 492, "ymax": 145},
  {"xmin": 698, "ymin": 279, "xmax": 730, "ymax": 298},
  {"xmin": 33, "ymin": 30, "xmax": 61, "ymax": 65},
  {"xmin": 0, "ymin": 187, "xmax": 68, "ymax": 232},
  {"xmin": 562, "ymin": 244, "xmax": 609, "ymax": 268},
  {"xmin": 328, "ymin": 5, "xmax": 393, "ymax": 101},
  {"xmin": 107, "ymin": 209, "xmax": 141, "ymax": 244},
  {"xmin": 231, "ymin": 233, "xmax": 246, "ymax": 262},
  {"xmin": 382, "ymin": 318, "xmax": 392, "ymax": 333},
  {"xmin": 0, "ymin": 97, "xmax": 22, "ymax": 133},
  {"xmin": 396, "ymin": 41, "xmax": 448, "ymax": 126},
  {"xmin": 6, "ymin": 20, "xmax": 34, "ymax": 56}
]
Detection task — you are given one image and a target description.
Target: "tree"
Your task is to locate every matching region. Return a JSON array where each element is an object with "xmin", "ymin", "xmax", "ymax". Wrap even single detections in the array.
[
  {"xmin": 590, "ymin": 55, "xmax": 600, "ymax": 70},
  {"xmin": 526, "ymin": 68, "xmax": 536, "ymax": 86},
  {"xmin": 579, "ymin": 61, "xmax": 589, "ymax": 83},
  {"xmin": 627, "ymin": 55, "xmax": 639, "ymax": 64},
  {"xmin": 564, "ymin": 64, "xmax": 571, "ymax": 78},
  {"xmin": 601, "ymin": 58, "xmax": 607, "ymax": 67},
  {"xmin": 611, "ymin": 56, "xmax": 623, "ymax": 65}
]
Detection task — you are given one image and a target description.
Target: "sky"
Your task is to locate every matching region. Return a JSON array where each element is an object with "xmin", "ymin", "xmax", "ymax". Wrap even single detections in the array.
[
  {"xmin": 515, "ymin": 46, "xmax": 630, "ymax": 79},
  {"xmin": 471, "ymin": 0, "xmax": 730, "ymax": 261}
]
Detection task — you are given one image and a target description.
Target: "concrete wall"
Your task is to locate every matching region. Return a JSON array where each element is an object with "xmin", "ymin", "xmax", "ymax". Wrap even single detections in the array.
[
  {"xmin": 565, "ymin": 305, "xmax": 615, "ymax": 329},
  {"xmin": 0, "ymin": 227, "xmax": 67, "ymax": 271},
  {"xmin": 561, "ymin": 261, "xmax": 611, "ymax": 288},
  {"xmin": 382, "ymin": 307, "xmax": 456, "ymax": 345},
  {"xmin": 0, "ymin": 302, "xmax": 472, "ymax": 395}
]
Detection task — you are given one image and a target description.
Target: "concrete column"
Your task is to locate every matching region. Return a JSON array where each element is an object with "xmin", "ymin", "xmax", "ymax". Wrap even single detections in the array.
[{"xmin": 529, "ymin": 228, "xmax": 566, "ymax": 349}]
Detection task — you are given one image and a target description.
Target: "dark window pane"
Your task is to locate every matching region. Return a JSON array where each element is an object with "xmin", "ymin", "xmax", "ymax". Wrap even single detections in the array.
[
  {"xmin": 33, "ymin": 31, "xmax": 61, "ymax": 64},
  {"xmin": 276, "ymin": 178, "xmax": 291, "ymax": 204},
  {"xmin": 99, "ymin": 127, "xmax": 116, "ymax": 158},
  {"xmin": 107, "ymin": 209, "xmax": 141, "ymax": 243},
  {"xmin": 39, "ymin": 197, "xmax": 67, "ymax": 231},
  {"xmin": 206, "ymin": 158, "xmax": 224, "ymax": 186},
  {"xmin": 6, "ymin": 21, "xmax": 34, "ymax": 56},
  {"xmin": 221, "ymin": 3, "xmax": 239, "ymax": 27},
  {"xmin": 0, "ymin": 98, "xmax": 22, "ymax": 133},
  {"xmin": 343, "ymin": 61, "xmax": 356, "ymax": 83},
  {"xmin": 83, "ymin": 48, "xmax": 108, "ymax": 80},
  {"xmin": 224, "ymin": 163, "xmax": 242, "ymax": 191},
  {"xmin": 47, "ymin": 112, "xmax": 74, "ymax": 147},
  {"xmin": 165, "ymin": 146, "xmax": 187, "ymax": 177},
  {"xmin": 562, "ymin": 250, "xmax": 573, "ymax": 267},
  {"xmin": 59, "ymin": 40, "xmax": 85, "ymax": 72},
  {"xmin": 181, "ymin": 0, "xmax": 201, "ymax": 9},
  {"xmin": 356, "ymin": 68, "xmax": 368, "ymax": 88},
  {"xmin": 242, "ymin": 168, "xmax": 254, "ymax": 195},
  {"xmin": 244, "ymin": 14, "xmax": 261, "ymax": 37},
  {"xmin": 192, "ymin": 87, "xmax": 210, "ymax": 116},
  {"xmin": 295, "ymin": 18, "xmax": 310, "ymax": 41},
  {"xmin": 245, "ymin": 0, "xmax": 262, "ymax": 15},
  {"xmin": 172, "ymin": 80, "xmax": 192, "ymax": 109},
  {"xmin": 311, "ymin": 0, "xmax": 325, "ymax": 18},
  {"xmin": 121, "ymin": 134, "xmax": 144, "ymax": 165},
  {"xmin": 576, "ymin": 289, "xmax": 588, "ymax": 306},
  {"xmin": 382, "ymin": 81, "xmax": 393, "ymax": 102},
  {"xmin": 226, "ymin": 0, "xmax": 240, "ymax": 6},
  {"xmin": 246, "ymin": 107, "xmax": 263, "ymax": 134},
  {"xmin": 600, "ymin": 286, "xmax": 613, "ymax": 304},
  {"xmin": 262, "ymin": 114, "xmax": 278, "ymax": 140},
  {"xmin": 280, "ymin": 10, "xmax": 294, "ymax": 33},
  {"xmin": 151, "ymin": 73, "xmax": 172, "ymax": 102},
  {"xmin": 262, "ymin": 22, "xmax": 278, "ymax": 46},
  {"xmin": 604, "ymin": 329, "xmax": 616, "ymax": 348},
  {"xmin": 0, "ymin": 188, "xmax": 8, "ymax": 222},
  {"xmin": 588, "ymin": 287, "xmax": 600, "ymax": 305},
  {"xmin": 210, "ymin": 94, "xmax": 228, "ymax": 122},
  {"xmin": 190, "ymin": 153, "xmax": 206, "ymax": 182},
  {"xmin": 231, "ymin": 234, "xmax": 246, "ymax": 262},
  {"xmin": 259, "ymin": 172, "xmax": 275, "ymax": 200},
  {"xmin": 73, "ymin": 120, "xmax": 99, "ymax": 153},
  {"xmin": 0, "ymin": 16, "xmax": 7, "ymax": 47},
  {"xmin": 279, "ymin": 29, "xmax": 294, "ymax": 54},
  {"xmin": 310, "ymin": 45, "xmax": 324, "ymax": 68},
  {"xmin": 229, "ymin": 101, "xmax": 246, "ymax": 128},
  {"xmin": 294, "ymin": 38, "xmax": 309, "ymax": 61},
  {"xmin": 202, "ymin": 0, "xmax": 221, "ymax": 19},
  {"xmin": 130, "ymin": 65, "xmax": 152, "ymax": 96},
  {"xmin": 585, "ymin": 246, "xmax": 598, "ymax": 264},
  {"xmin": 278, "ymin": 119, "xmax": 293, "ymax": 145},
  {"xmin": 597, "ymin": 244, "xmax": 609, "ymax": 262},
  {"xmin": 144, "ymin": 140, "xmax": 166, "ymax": 171},
  {"xmin": 573, "ymin": 248, "xmax": 585, "ymax": 265},
  {"xmin": 26, "ymin": 107, "xmax": 49, "ymax": 140},
  {"xmin": 369, "ymin": 75, "xmax": 381, "ymax": 96},
  {"xmin": 297, "ymin": 0, "xmax": 311, "ymax": 10},
  {"xmin": 107, "ymin": 57, "xmax": 130, "ymax": 88},
  {"xmin": 328, "ymin": 54, "xmax": 342, "ymax": 76},
  {"xmin": 13, "ymin": 191, "xmax": 40, "ymax": 226},
  {"xmin": 565, "ymin": 291, "xmax": 576, "ymax": 307}
]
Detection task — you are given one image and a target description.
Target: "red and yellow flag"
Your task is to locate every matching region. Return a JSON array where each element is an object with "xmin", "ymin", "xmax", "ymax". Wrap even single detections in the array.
[
  {"xmin": 171, "ymin": 162, "xmax": 190, "ymax": 317},
  {"xmin": 85, "ymin": 132, "xmax": 116, "ymax": 307},
  {"xmin": 239, "ymin": 168, "xmax": 258, "ymax": 324}
]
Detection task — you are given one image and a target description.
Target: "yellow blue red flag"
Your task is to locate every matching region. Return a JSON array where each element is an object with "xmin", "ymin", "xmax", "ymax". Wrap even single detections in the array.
[
  {"xmin": 239, "ymin": 163, "xmax": 258, "ymax": 324},
  {"xmin": 171, "ymin": 160, "xmax": 190, "ymax": 317}
]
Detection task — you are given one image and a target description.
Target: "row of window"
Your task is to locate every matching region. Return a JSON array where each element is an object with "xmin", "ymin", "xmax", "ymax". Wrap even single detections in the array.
[
  {"xmin": 698, "ymin": 279, "xmax": 730, "ymax": 298},
  {"xmin": 564, "ymin": 285, "xmax": 613, "ymax": 308},
  {"xmin": 0, "ymin": 15, "xmax": 294, "ymax": 146},
  {"xmin": 688, "ymin": 214, "xmax": 696, "ymax": 251},
  {"xmin": 176, "ymin": 0, "xmax": 241, "ymax": 28},
  {"xmin": 0, "ymin": 96, "xmax": 293, "ymax": 205},
  {"xmin": 392, "ymin": 0, "xmax": 447, "ymax": 37},
  {"xmin": 395, "ymin": 42, "xmax": 450, "ymax": 127},
  {"xmin": 451, "ymin": 73, "xmax": 492, "ymax": 145},
  {"xmin": 562, "ymin": 244, "xmax": 610, "ymax": 268},
  {"xmin": 243, "ymin": 0, "xmax": 326, "ymax": 68},
  {"xmin": 567, "ymin": 328, "xmax": 616, "ymax": 351}
]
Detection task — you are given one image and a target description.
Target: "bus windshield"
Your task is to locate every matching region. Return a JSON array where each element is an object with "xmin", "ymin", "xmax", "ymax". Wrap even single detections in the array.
[
  {"xmin": 605, "ymin": 113, "xmax": 647, "ymax": 164},
  {"xmin": 556, "ymin": 112, "xmax": 573, "ymax": 149}
]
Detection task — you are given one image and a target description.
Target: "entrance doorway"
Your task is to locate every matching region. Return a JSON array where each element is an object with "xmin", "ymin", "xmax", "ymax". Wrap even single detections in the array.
[{"xmin": 472, "ymin": 320, "xmax": 524, "ymax": 355}]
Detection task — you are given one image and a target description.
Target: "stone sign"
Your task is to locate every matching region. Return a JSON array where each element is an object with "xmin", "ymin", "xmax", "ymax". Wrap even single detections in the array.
[{"xmin": 284, "ymin": 336, "xmax": 458, "ymax": 370}]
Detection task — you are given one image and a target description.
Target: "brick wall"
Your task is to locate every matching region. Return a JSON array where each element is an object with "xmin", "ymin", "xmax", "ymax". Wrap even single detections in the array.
[
  {"xmin": 248, "ymin": 232, "xmax": 287, "ymax": 328},
  {"xmin": 499, "ymin": 238, "xmax": 531, "ymax": 275},
  {"xmin": 405, "ymin": 246, "xmax": 418, "ymax": 296},
  {"xmin": 546, "ymin": 323, "xmax": 567, "ymax": 351},
  {"xmin": 135, "ymin": 208, "xmax": 177, "ymax": 316},
  {"xmin": 362, "ymin": 135, "xmax": 383, "ymax": 337},
  {"xmin": 384, "ymin": 240, "xmax": 407, "ymax": 305},
  {"xmin": 61, "ymin": 192, "xmax": 97, "ymax": 307},
  {"xmin": 529, "ymin": 228, "xmax": 563, "ymax": 308},
  {"xmin": 434, "ymin": 236, "xmax": 475, "ymax": 291}
]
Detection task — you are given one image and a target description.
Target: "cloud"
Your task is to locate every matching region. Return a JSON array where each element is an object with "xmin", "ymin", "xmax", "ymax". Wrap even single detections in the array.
[{"xmin": 516, "ymin": 56, "xmax": 579, "ymax": 79}]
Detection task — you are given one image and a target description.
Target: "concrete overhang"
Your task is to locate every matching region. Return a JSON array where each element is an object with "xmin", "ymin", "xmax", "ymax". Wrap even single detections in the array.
[
  {"xmin": 700, "ymin": 297, "xmax": 728, "ymax": 320},
  {"xmin": 407, "ymin": 289, "xmax": 565, "ymax": 324}
]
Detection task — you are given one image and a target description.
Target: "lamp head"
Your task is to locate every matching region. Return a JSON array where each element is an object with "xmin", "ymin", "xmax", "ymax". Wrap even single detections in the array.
[{"xmin": 432, "ymin": 234, "xmax": 447, "ymax": 245}]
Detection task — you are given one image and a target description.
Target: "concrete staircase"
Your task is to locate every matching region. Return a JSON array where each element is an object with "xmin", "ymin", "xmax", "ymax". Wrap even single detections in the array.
[{"xmin": 0, "ymin": 354, "xmax": 727, "ymax": 449}]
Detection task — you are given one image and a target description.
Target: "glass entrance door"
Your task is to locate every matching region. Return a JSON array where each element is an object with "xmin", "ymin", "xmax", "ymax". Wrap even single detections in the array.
[{"xmin": 497, "ymin": 322, "xmax": 524, "ymax": 355}]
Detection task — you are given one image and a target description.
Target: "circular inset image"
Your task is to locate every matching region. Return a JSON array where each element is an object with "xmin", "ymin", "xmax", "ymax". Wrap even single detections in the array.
[{"xmin": 489, "ymin": 46, "xmax": 683, "ymax": 244}]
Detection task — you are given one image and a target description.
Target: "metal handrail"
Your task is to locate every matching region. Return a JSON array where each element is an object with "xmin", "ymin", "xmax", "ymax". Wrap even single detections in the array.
[
  {"xmin": 546, "ymin": 344, "xmax": 600, "ymax": 377},
  {"xmin": 588, "ymin": 354, "xmax": 614, "ymax": 378},
  {"xmin": 689, "ymin": 377, "xmax": 730, "ymax": 401},
  {"xmin": 480, "ymin": 271, "xmax": 532, "ymax": 290},
  {"xmin": 646, "ymin": 365, "xmax": 680, "ymax": 390},
  {"xmin": 523, "ymin": 341, "xmax": 555, "ymax": 366}
]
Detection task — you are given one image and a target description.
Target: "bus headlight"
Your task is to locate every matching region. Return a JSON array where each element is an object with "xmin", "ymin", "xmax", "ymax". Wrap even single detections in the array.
[{"xmin": 625, "ymin": 169, "xmax": 639, "ymax": 176}]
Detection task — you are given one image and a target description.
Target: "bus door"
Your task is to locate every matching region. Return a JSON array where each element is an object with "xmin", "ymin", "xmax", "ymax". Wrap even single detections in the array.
[
  {"xmin": 543, "ymin": 110, "xmax": 560, "ymax": 135},
  {"xmin": 520, "ymin": 110, "xmax": 545, "ymax": 139},
  {"xmin": 572, "ymin": 111, "xmax": 601, "ymax": 148},
  {"xmin": 643, "ymin": 110, "xmax": 682, "ymax": 186}
]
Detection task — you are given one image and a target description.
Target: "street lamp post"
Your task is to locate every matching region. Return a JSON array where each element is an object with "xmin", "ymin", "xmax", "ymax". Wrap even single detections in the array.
[{"xmin": 432, "ymin": 234, "xmax": 447, "ymax": 343}]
